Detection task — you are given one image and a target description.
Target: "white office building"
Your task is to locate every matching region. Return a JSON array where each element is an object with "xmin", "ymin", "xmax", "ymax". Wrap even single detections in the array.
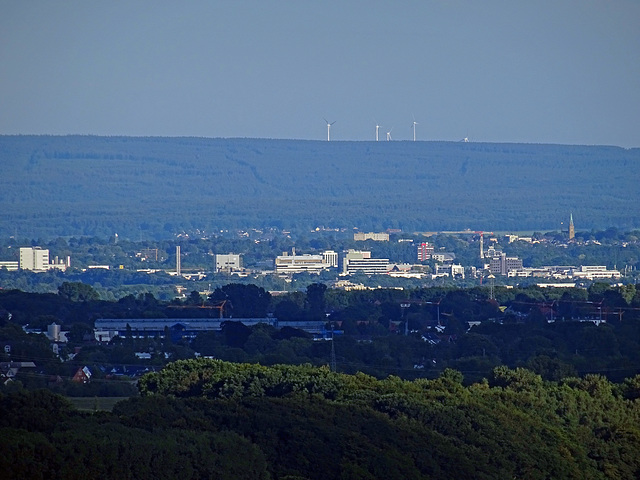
[
  {"xmin": 275, "ymin": 249, "xmax": 337, "ymax": 274},
  {"xmin": 18, "ymin": 247, "xmax": 69, "ymax": 272},
  {"xmin": 341, "ymin": 250, "xmax": 390, "ymax": 275},
  {"xmin": 19, "ymin": 247, "xmax": 50, "ymax": 271},
  {"xmin": 322, "ymin": 250, "xmax": 339, "ymax": 268},
  {"xmin": 571, "ymin": 265, "xmax": 621, "ymax": 280}
]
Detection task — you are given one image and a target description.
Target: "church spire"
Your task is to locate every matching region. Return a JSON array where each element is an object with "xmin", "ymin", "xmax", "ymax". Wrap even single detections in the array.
[{"xmin": 569, "ymin": 213, "xmax": 575, "ymax": 240}]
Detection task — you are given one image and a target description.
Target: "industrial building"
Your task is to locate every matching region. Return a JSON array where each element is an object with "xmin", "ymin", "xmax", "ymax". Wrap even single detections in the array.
[
  {"xmin": 94, "ymin": 317, "xmax": 326, "ymax": 342},
  {"xmin": 215, "ymin": 253, "xmax": 243, "ymax": 272}
]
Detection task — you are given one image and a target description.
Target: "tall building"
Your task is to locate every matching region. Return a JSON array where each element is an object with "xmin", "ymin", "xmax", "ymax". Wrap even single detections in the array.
[
  {"xmin": 568, "ymin": 213, "xmax": 575, "ymax": 240},
  {"xmin": 489, "ymin": 253, "xmax": 523, "ymax": 275},
  {"xmin": 417, "ymin": 242, "xmax": 434, "ymax": 262},
  {"xmin": 322, "ymin": 250, "xmax": 338, "ymax": 268},
  {"xmin": 19, "ymin": 247, "xmax": 49, "ymax": 271}
]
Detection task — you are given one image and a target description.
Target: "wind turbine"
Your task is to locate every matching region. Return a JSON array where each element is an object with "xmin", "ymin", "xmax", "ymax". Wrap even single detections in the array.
[
  {"xmin": 323, "ymin": 118, "xmax": 336, "ymax": 141},
  {"xmin": 386, "ymin": 127, "xmax": 393, "ymax": 141},
  {"xmin": 374, "ymin": 119, "xmax": 381, "ymax": 141},
  {"xmin": 411, "ymin": 115, "xmax": 418, "ymax": 141}
]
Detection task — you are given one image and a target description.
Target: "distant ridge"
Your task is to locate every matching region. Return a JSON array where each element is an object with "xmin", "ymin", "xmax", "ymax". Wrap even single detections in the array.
[{"xmin": 1, "ymin": 135, "xmax": 638, "ymax": 239}]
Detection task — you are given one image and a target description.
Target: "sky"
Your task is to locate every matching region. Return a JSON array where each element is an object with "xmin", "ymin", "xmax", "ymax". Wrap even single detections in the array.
[{"xmin": 1, "ymin": 1, "xmax": 639, "ymax": 147}]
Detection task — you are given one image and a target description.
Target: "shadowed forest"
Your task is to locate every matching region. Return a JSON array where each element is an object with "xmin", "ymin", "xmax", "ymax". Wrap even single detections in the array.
[{"xmin": 2, "ymin": 361, "xmax": 640, "ymax": 479}]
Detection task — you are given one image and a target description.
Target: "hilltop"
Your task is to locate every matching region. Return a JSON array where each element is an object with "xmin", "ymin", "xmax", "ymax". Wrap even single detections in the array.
[{"xmin": 1, "ymin": 135, "xmax": 638, "ymax": 239}]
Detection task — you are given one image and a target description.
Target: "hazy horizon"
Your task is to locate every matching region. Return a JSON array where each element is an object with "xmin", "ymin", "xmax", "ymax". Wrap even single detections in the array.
[{"xmin": 1, "ymin": 1, "xmax": 639, "ymax": 148}]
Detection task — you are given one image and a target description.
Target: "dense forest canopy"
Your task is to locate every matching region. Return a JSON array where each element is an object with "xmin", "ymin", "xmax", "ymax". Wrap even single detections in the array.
[
  {"xmin": 1, "ymin": 135, "xmax": 638, "ymax": 239},
  {"xmin": 4, "ymin": 361, "xmax": 640, "ymax": 479}
]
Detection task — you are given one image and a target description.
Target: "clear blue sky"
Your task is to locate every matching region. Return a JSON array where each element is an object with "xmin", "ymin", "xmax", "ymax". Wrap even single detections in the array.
[{"xmin": 1, "ymin": 1, "xmax": 639, "ymax": 147}]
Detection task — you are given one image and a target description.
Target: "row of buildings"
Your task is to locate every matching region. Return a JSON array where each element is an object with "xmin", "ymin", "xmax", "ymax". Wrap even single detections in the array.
[
  {"xmin": 0, "ymin": 247, "xmax": 70, "ymax": 272},
  {"xmin": 274, "ymin": 248, "xmax": 391, "ymax": 276},
  {"xmin": 207, "ymin": 241, "xmax": 620, "ymax": 282},
  {"xmin": 2, "ymin": 238, "xmax": 621, "ymax": 283}
]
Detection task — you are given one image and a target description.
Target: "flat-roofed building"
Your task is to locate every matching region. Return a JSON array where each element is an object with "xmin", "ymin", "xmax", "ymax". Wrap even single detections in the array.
[
  {"xmin": 489, "ymin": 253, "xmax": 523, "ymax": 275},
  {"xmin": 94, "ymin": 317, "xmax": 326, "ymax": 342},
  {"xmin": 0, "ymin": 261, "xmax": 19, "ymax": 271},
  {"xmin": 417, "ymin": 242, "xmax": 434, "ymax": 262},
  {"xmin": 215, "ymin": 253, "xmax": 242, "ymax": 272},
  {"xmin": 435, "ymin": 263, "xmax": 465, "ymax": 278},
  {"xmin": 19, "ymin": 247, "xmax": 51, "ymax": 271},
  {"xmin": 354, "ymin": 232, "xmax": 389, "ymax": 241},
  {"xmin": 275, "ymin": 248, "xmax": 337, "ymax": 274},
  {"xmin": 15, "ymin": 247, "xmax": 69, "ymax": 272},
  {"xmin": 571, "ymin": 265, "xmax": 621, "ymax": 280},
  {"xmin": 322, "ymin": 250, "xmax": 338, "ymax": 268},
  {"xmin": 341, "ymin": 250, "xmax": 390, "ymax": 275}
]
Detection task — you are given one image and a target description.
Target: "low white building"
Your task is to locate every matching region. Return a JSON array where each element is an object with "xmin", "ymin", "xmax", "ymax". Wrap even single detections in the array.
[
  {"xmin": 275, "ymin": 248, "xmax": 337, "ymax": 274},
  {"xmin": 0, "ymin": 261, "xmax": 19, "ymax": 271},
  {"xmin": 435, "ymin": 263, "xmax": 465, "ymax": 278},
  {"xmin": 353, "ymin": 232, "xmax": 389, "ymax": 241},
  {"xmin": 571, "ymin": 265, "xmax": 621, "ymax": 280}
]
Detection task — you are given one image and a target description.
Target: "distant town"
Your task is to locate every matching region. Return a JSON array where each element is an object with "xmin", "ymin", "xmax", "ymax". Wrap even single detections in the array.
[{"xmin": 1, "ymin": 215, "xmax": 635, "ymax": 301}]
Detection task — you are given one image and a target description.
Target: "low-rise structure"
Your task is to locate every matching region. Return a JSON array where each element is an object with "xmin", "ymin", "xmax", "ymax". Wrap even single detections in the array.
[
  {"xmin": 435, "ymin": 263, "xmax": 465, "ymax": 278},
  {"xmin": 431, "ymin": 252, "xmax": 456, "ymax": 263},
  {"xmin": 94, "ymin": 317, "xmax": 327, "ymax": 341},
  {"xmin": 571, "ymin": 265, "xmax": 621, "ymax": 280},
  {"xmin": 275, "ymin": 249, "xmax": 337, "ymax": 274},
  {"xmin": 0, "ymin": 261, "xmax": 19, "ymax": 271},
  {"xmin": 353, "ymin": 232, "xmax": 389, "ymax": 241}
]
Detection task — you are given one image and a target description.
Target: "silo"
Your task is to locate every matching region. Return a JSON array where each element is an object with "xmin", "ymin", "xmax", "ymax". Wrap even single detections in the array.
[{"xmin": 48, "ymin": 323, "xmax": 60, "ymax": 342}]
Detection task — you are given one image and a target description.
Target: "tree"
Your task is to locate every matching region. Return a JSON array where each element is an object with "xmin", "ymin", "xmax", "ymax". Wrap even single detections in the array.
[
  {"xmin": 305, "ymin": 283, "xmax": 327, "ymax": 319},
  {"xmin": 273, "ymin": 300, "xmax": 302, "ymax": 322},
  {"xmin": 186, "ymin": 290, "xmax": 203, "ymax": 306},
  {"xmin": 57, "ymin": 282, "xmax": 100, "ymax": 302},
  {"xmin": 209, "ymin": 284, "xmax": 271, "ymax": 318},
  {"xmin": 221, "ymin": 321, "xmax": 252, "ymax": 348},
  {"xmin": 67, "ymin": 323, "xmax": 92, "ymax": 343}
]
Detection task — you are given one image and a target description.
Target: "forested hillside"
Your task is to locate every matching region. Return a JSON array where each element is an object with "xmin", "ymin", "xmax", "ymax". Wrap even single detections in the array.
[
  {"xmin": 3, "ymin": 361, "xmax": 639, "ymax": 479},
  {"xmin": 1, "ymin": 135, "xmax": 638, "ymax": 238}
]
